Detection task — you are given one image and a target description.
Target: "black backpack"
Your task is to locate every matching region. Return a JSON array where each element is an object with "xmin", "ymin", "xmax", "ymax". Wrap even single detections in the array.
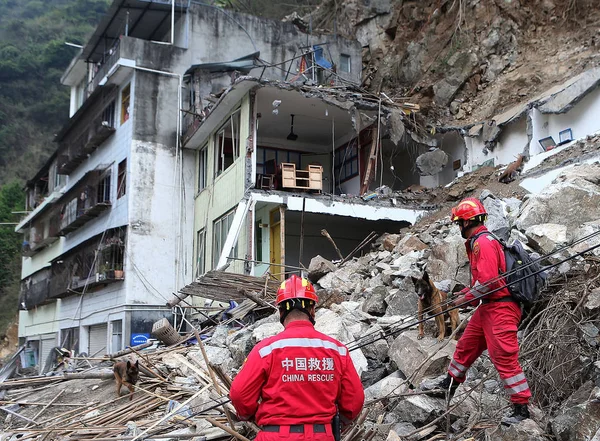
[{"xmin": 470, "ymin": 231, "xmax": 547, "ymax": 305}]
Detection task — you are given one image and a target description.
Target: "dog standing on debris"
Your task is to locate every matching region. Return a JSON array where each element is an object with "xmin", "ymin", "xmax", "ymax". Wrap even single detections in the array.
[
  {"xmin": 113, "ymin": 360, "xmax": 139, "ymax": 401},
  {"xmin": 498, "ymin": 154, "xmax": 524, "ymax": 183},
  {"xmin": 412, "ymin": 271, "xmax": 460, "ymax": 342}
]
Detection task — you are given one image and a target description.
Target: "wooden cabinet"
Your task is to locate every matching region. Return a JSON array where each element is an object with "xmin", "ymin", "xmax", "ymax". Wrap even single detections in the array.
[{"xmin": 280, "ymin": 163, "xmax": 323, "ymax": 192}]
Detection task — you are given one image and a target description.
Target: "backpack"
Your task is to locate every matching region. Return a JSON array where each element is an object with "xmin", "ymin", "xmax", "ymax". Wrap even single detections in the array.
[{"xmin": 470, "ymin": 231, "xmax": 547, "ymax": 305}]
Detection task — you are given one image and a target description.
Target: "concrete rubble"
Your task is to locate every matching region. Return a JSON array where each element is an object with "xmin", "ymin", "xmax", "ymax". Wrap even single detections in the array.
[{"xmin": 4, "ymin": 156, "xmax": 600, "ymax": 440}]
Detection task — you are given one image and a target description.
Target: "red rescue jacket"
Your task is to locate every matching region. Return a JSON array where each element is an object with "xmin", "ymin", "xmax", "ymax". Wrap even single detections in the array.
[
  {"xmin": 229, "ymin": 320, "xmax": 364, "ymax": 426},
  {"xmin": 462, "ymin": 225, "xmax": 512, "ymax": 304}
]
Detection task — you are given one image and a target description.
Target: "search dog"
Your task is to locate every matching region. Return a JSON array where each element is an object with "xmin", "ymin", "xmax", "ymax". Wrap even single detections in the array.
[
  {"xmin": 113, "ymin": 360, "xmax": 139, "ymax": 401},
  {"xmin": 412, "ymin": 271, "xmax": 460, "ymax": 342}
]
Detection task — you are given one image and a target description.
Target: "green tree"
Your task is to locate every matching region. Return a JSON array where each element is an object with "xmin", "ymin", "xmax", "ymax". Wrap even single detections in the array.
[{"xmin": 0, "ymin": 182, "xmax": 24, "ymax": 332}]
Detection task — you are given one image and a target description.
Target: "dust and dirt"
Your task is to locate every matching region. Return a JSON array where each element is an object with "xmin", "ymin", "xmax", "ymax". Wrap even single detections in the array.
[{"xmin": 0, "ymin": 318, "xmax": 19, "ymax": 361}]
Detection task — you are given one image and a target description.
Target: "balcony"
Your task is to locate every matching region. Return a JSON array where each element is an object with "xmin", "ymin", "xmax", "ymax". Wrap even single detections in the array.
[
  {"xmin": 19, "ymin": 270, "xmax": 51, "ymax": 310},
  {"xmin": 57, "ymin": 114, "xmax": 116, "ymax": 175},
  {"xmin": 49, "ymin": 231, "xmax": 125, "ymax": 299},
  {"xmin": 22, "ymin": 215, "xmax": 60, "ymax": 257},
  {"xmin": 56, "ymin": 169, "xmax": 112, "ymax": 235}
]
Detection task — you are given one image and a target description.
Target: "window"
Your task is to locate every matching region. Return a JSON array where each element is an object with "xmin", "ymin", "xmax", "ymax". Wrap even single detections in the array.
[
  {"xmin": 97, "ymin": 172, "xmax": 111, "ymax": 203},
  {"xmin": 213, "ymin": 209, "xmax": 237, "ymax": 269},
  {"xmin": 111, "ymin": 320, "xmax": 122, "ymax": 353},
  {"xmin": 339, "ymin": 54, "xmax": 351, "ymax": 73},
  {"xmin": 256, "ymin": 147, "xmax": 301, "ymax": 174},
  {"xmin": 102, "ymin": 101, "xmax": 116, "ymax": 128},
  {"xmin": 215, "ymin": 108, "xmax": 241, "ymax": 176},
  {"xmin": 255, "ymin": 220, "xmax": 263, "ymax": 261},
  {"xmin": 334, "ymin": 139, "xmax": 359, "ymax": 184},
  {"xmin": 120, "ymin": 84, "xmax": 131, "ymax": 125},
  {"xmin": 197, "ymin": 146, "xmax": 207, "ymax": 193},
  {"xmin": 196, "ymin": 229, "xmax": 206, "ymax": 277},
  {"xmin": 117, "ymin": 159, "xmax": 127, "ymax": 198}
]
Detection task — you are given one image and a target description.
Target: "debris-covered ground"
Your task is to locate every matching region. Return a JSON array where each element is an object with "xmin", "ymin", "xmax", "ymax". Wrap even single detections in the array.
[{"xmin": 3, "ymin": 140, "xmax": 600, "ymax": 440}]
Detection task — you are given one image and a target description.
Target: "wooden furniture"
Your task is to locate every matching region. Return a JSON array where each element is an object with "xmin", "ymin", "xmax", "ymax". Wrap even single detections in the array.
[{"xmin": 280, "ymin": 163, "xmax": 323, "ymax": 192}]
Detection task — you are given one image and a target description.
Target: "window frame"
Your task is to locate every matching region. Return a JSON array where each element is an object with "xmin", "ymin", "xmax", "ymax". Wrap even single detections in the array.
[
  {"xmin": 117, "ymin": 159, "xmax": 127, "ymax": 199},
  {"xmin": 334, "ymin": 139, "xmax": 359, "ymax": 184},
  {"xmin": 120, "ymin": 83, "xmax": 131, "ymax": 125},
  {"xmin": 339, "ymin": 54, "xmax": 351, "ymax": 73},
  {"xmin": 197, "ymin": 145, "xmax": 207, "ymax": 194},
  {"xmin": 196, "ymin": 229, "xmax": 206, "ymax": 277},
  {"xmin": 212, "ymin": 209, "xmax": 237, "ymax": 269},
  {"xmin": 214, "ymin": 108, "xmax": 241, "ymax": 177}
]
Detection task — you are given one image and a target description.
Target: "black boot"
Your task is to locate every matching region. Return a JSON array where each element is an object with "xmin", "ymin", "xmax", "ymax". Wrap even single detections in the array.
[
  {"xmin": 428, "ymin": 374, "xmax": 460, "ymax": 399},
  {"xmin": 501, "ymin": 403, "xmax": 530, "ymax": 425}
]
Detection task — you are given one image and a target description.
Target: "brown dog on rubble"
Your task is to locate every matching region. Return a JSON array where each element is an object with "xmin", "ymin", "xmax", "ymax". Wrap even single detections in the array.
[
  {"xmin": 411, "ymin": 271, "xmax": 460, "ymax": 342},
  {"xmin": 498, "ymin": 154, "xmax": 524, "ymax": 183},
  {"xmin": 114, "ymin": 360, "xmax": 139, "ymax": 401}
]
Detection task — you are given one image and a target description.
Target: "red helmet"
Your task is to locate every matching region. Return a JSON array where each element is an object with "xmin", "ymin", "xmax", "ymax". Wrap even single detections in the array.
[
  {"xmin": 451, "ymin": 198, "xmax": 487, "ymax": 222},
  {"xmin": 276, "ymin": 274, "xmax": 319, "ymax": 305}
]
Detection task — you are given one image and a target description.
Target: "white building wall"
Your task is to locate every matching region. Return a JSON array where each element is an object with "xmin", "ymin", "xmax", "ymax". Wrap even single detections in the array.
[
  {"xmin": 18, "ymin": 302, "xmax": 60, "ymax": 338},
  {"xmin": 21, "ymin": 238, "xmax": 65, "ymax": 279}
]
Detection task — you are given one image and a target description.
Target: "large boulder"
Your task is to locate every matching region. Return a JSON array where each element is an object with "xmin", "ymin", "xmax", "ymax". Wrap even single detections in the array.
[
  {"xmin": 480, "ymin": 190, "xmax": 510, "ymax": 237},
  {"xmin": 390, "ymin": 251, "xmax": 424, "ymax": 278},
  {"xmin": 517, "ymin": 165, "xmax": 600, "ymax": 232},
  {"xmin": 317, "ymin": 261, "xmax": 366, "ymax": 294},
  {"xmin": 381, "ymin": 233, "xmax": 401, "ymax": 252},
  {"xmin": 226, "ymin": 328, "xmax": 254, "ymax": 367},
  {"xmin": 389, "ymin": 330, "xmax": 457, "ymax": 385},
  {"xmin": 391, "ymin": 394, "xmax": 447, "ymax": 425},
  {"xmin": 552, "ymin": 401, "xmax": 600, "ymax": 441},
  {"xmin": 394, "ymin": 235, "xmax": 429, "ymax": 255},
  {"xmin": 252, "ymin": 322, "xmax": 283, "ymax": 343},
  {"xmin": 426, "ymin": 231, "xmax": 470, "ymax": 287},
  {"xmin": 491, "ymin": 419, "xmax": 547, "ymax": 441},
  {"xmin": 362, "ymin": 286, "xmax": 388, "ymax": 316},
  {"xmin": 364, "ymin": 371, "xmax": 407, "ymax": 402},
  {"xmin": 189, "ymin": 347, "xmax": 234, "ymax": 374},
  {"xmin": 525, "ymin": 223, "xmax": 570, "ymax": 255},
  {"xmin": 386, "ymin": 278, "xmax": 418, "ymax": 316},
  {"xmin": 416, "ymin": 149, "xmax": 449, "ymax": 176},
  {"xmin": 308, "ymin": 255, "xmax": 337, "ymax": 283}
]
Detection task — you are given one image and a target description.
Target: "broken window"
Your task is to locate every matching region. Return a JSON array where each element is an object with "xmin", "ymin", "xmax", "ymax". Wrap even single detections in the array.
[
  {"xmin": 120, "ymin": 83, "xmax": 131, "ymax": 125},
  {"xmin": 255, "ymin": 220, "xmax": 263, "ymax": 262},
  {"xmin": 196, "ymin": 229, "xmax": 206, "ymax": 277},
  {"xmin": 334, "ymin": 140, "xmax": 359, "ymax": 183},
  {"xmin": 197, "ymin": 145, "xmax": 207, "ymax": 193},
  {"xmin": 117, "ymin": 159, "xmax": 127, "ymax": 198},
  {"xmin": 215, "ymin": 108, "xmax": 241, "ymax": 177},
  {"xmin": 339, "ymin": 54, "xmax": 351, "ymax": 73},
  {"xmin": 97, "ymin": 171, "xmax": 111, "ymax": 204},
  {"xmin": 212, "ymin": 209, "xmax": 237, "ymax": 269},
  {"xmin": 102, "ymin": 101, "xmax": 116, "ymax": 128}
]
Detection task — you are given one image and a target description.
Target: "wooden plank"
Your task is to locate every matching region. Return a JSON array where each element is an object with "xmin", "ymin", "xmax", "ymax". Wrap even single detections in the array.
[{"xmin": 279, "ymin": 205, "xmax": 286, "ymax": 277}]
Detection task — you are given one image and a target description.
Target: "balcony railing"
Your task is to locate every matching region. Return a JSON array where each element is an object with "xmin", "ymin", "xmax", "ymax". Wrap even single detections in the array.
[
  {"xmin": 57, "ymin": 116, "xmax": 116, "ymax": 175},
  {"xmin": 89, "ymin": 38, "xmax": 122, "ymax": 97},
  {"xmin": 57, "ymin": 170, "xmax": 112, "ymax": 235},
  {"xmin": 22, "ymin": 214, "xmax": 61, "ymax": 257},
  {"xmin": 19, "ymin": 271, "xmax": 51, "ymax": 310}
]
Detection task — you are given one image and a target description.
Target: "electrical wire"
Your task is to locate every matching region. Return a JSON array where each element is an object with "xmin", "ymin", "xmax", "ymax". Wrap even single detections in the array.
[
  {"xmin": 347, "ymin": 232, "xmax": 600, "ymax": 352},
  {"xmin": 345, "ymin": 228, "xmax": 600, "ymax": 352}
]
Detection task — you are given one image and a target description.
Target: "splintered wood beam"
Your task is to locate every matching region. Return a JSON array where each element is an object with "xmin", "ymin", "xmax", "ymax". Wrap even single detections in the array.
[{"xmin": 321, "ymin": 229, "xmax": 344, "ymax": 260}]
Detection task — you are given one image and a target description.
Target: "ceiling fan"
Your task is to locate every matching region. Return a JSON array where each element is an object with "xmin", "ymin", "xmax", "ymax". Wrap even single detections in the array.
[{"xmin": 287, "ymin": 114, "xmax": 298, "ymax": 141}]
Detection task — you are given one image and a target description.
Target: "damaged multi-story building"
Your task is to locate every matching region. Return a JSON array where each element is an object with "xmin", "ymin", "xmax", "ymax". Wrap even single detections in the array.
[{"xmin": 13, "ymin": 0, "xmax": 428, "ymax": 368}]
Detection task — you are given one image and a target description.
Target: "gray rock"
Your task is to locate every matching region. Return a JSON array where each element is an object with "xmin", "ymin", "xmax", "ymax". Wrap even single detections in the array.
[
  {"xmin": 389, "ymin": 331, "xmax": 457, "ymax": 386},
  {"xmin": 427, "ymin": 231, "xmax": 470, "ymax": 287},
  {"xmin": 189, "ymin": 347, "xmax": 234, "ymax": 374},
  {"xmin": 570, "ymin": 221, "xmax": 600, "ymax": 257},
  {"xmin": 307, "ymin": 255, "xmax": 337, "ymax": 283},
  {"xmin": 362, "ymin": 286, "xmax": 388, "ymax": 316},
  {"xmin": 517, "ymin": 167, "xmax": 600, "ymax": 232},
  {"xmin": 317, "ymin": 261, "xmax": 365, "ymax": 293},
  {"xmin": 390, "ymin": 251, "xmax": 424, "ymax": 277},
  {"xmin": 360, "ymin": 324, "xmax": 389, "ymax": 362},
  {"xmin": 381, "ymin": 233, "xmax": 401, "ymax": 252},
  {"xmin": 552, "ymin": 401, "xmax": 600, "ymax": 441},
  {"xmin": 394, "ymin": 234, "xmax": 429, "ymax": 254},
  {"xmin": 252, "ymin": 322, "xmax": 283, "ymax": 343},
  {"xmin": 580, "ymin": 323, "xmax": 599, "ymax": 347},
  {"xmin": 385, "ymin": 282, "xmax": 418, "ymax": 316},
  {"xmin": 208, "ymin": 325, "xmax": 229, "ymax": 348},
  {"xmin": 389, "ymin": 423, "xmax": 417, "ymax": 437},
  {"xmin": 364, "ymin": 370, "xmax": 407, "ymax": 402},
  {"xmin": 493, "ymin": 418, "xmax": 547, "ymax": 441},
  {"xmin": 524, "ymin": 223, "xmax": 570, "ymax": 255},
  {"xmin": 481, "ymin": 190, "xmax": 510, "ymax": 235},
  {"xmin": 584, "ymin": 288, "xmax": 600, "ymax": 313},
  {"xmin": 392, "ymin": 394, "xmax": 447, "ymax": 425},
  {"xmin": 361, "ymin": 366, "xmax": 388, "ymax": 388},
  {"xmin": 415, "ymin": 149, "xmax": 449, "ymax": 176},
  {"xmin": 433, "ymin": 52, "xmax": 478, "ymax": 105},
  {"xmin": 226, "ymin": 329, "xmax": 254, "ymax": 367}
]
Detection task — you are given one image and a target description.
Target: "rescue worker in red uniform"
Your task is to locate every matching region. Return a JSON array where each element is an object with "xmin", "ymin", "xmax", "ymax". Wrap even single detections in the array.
[
  {"xmin": 229, "ymin": 275, "xmax": 364, "ymax": 441},
  {"xmin": 432, "ymin": 198, "xmax": 532, "ymax": 425}
]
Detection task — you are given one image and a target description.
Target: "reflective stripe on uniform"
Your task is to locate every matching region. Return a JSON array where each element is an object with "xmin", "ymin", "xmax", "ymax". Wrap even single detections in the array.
[
  {"xmin": 258, "ymin": 338, "xmax": 348, "ymax": 358},
  {"xmin": 506, "ymin": 381, "xmax": 530, "ymax": 395},
  {"xmin": 503, "ymin": 373, "xmax": 526, "ymax": 385},
  {"xmin": 448, "ymin": 359, "xmax": 467, "ymax": 378},
  {"xmin": 503, "ymin": 372, "xmax": 530, "ymax": 395}
]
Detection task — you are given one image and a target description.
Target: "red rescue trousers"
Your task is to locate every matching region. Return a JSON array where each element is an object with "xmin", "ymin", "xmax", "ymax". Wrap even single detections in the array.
[{"xmin": 447, "ymin": 301, "xmax": 531, "ymax": 405}]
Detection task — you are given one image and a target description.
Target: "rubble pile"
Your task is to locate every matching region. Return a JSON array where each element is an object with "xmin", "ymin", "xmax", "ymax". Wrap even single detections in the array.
[{"xmin": 4, "ymin": 161, "xmax": 600, "ymax": 440}]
